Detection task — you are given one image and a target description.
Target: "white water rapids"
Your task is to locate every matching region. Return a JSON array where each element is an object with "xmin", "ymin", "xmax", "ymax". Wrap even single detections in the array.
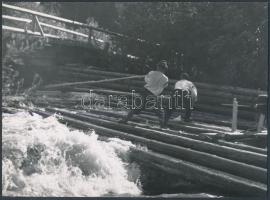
[{"xmin": 2, "ymin": 111, "xmax": 142, "ymax": 197}]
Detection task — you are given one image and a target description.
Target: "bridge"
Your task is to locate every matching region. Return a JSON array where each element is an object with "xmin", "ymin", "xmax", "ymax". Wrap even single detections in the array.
[{"xmin": 2, "ymin": 3, "xmax": 267, "ymax": 197}]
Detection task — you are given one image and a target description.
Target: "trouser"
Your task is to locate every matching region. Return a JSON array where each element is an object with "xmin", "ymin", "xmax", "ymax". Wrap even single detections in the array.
[
  {"xmin": 164, "ymin": 89, "xmax": 193, "ymax": 126},
  {"xmin": 123, "ymin": 88, "xmax": 164, "ymax": 126}
]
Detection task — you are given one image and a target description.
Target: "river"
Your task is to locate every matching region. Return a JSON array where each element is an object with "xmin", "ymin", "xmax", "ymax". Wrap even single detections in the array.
[{"xmin": 2, "ymin": 111, "xmax": 142, "ymax": 196}]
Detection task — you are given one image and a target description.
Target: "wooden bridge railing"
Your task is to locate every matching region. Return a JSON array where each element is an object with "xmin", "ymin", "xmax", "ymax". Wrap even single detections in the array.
[{"xmin": 2, "ymin": 3, "xmax": 161, "ymax": 48}]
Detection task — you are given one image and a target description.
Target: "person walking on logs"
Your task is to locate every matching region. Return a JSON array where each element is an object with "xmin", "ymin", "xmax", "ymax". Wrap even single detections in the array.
[
  {"xmin": 119, "ymin": 60, "xmax": 169, "ymax": 128},
  {"xmin": 163, "ymin": 73, "xmax": 198, "ymax": 127}
]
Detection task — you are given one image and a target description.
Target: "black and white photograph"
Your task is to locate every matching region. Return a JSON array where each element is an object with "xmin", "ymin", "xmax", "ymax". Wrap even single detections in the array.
[{"xmin": 2, "ymin": 1, "xmax": 269, "ymax": 198}]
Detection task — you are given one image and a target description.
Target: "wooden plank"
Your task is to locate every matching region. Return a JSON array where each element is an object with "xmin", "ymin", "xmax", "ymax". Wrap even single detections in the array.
[
  {"xmin": 34, "ymin": 16, "xmax": 44, "ymax": 37},
  {"xmin": 2, "ymin": 25, "xmax": 59, "ymax": 39},
  {"xmin": 39, "ymin": 22, "xmax": 89, "ymax": 38},
  {"xmin": 2, "ymin": 3, "xmax": 157, "ymax": 46},
  {"xmin": 2, "ymin": 3, "xmax": 88, "ymax": 28},
  {"xmin": 2, "ymin": 14, "xmax": 32, "ymax": 23}
]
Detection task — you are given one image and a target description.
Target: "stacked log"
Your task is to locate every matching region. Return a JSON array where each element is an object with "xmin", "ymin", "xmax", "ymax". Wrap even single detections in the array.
[
  {"xmin": 28, "ymin": 107, "xmax": 267, "ymax": 197},
  {"xmin": 31, "ymin": 89, "xmax": 266, "ymax": 149},
  {"xmin": 46, "ymin": 107, "xmax": 266, "ymax": 168},
  {"xmin": 33, "ymin": 89, "xmax": 259, "ymax": 132},
  {"xmin": 50, "ymin": 65, "xmax": 266, "ymax": 122},
  {"xmin": 19, "ymin": 64, "xmax": 267, "ymax": 196}
]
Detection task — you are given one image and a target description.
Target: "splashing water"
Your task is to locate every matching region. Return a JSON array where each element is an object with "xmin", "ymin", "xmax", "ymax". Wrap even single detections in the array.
[{"xmin": 2, "ymin": 111, "xmax": 142, "ymax": 197}]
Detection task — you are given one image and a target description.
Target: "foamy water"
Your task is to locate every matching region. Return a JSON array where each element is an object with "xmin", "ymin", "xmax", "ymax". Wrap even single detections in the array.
[{"xmin": 2, "ymin": 111, "xmax": 142, "ymax": 197}]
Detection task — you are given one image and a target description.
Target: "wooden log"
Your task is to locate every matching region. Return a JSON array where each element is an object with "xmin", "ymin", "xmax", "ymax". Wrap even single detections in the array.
[
  {"xmin": 42, "ymin": 108, "xmax": 266, "ymax": 182},
  {"xmin": 130, "ymin": 149, "xmax": 266, "ymax": 196},
  {"xmin": 193, "ymin": 111, "xmax": 257, "ymax": 130},
  {"xmin": 57, "ymin": 70, "xmax": 258, "ymax": 108},
  {"xmin": 58, "ymin": 72, "xmax": 256, "ymax": 106},
  {"xmin": 196, "ymin": 104, "xmax": 255, "ymax": 120},
  {"xmin": 34, "ymin": 88, "xmax": 256, "ymax": 131},
  {"xmin": 47, "ymin": 107, "xmax": 266, "ymax": 169},
  {"xmin": 32, "ymin": 87, "xmax": 258, "ymax": 132},
  {"xmin": 68, "ymin": 106, "xmax": 264, "ymax": 155},
  {"xmin": 57, "ymin": 72, "xmax": 257, "ymax": 109},
  {"xmin": 59, "ymin": 67, "xmax": 267, "ymax": 96},
  {"xmin": 68, "ymin": 86, "xmax": 257, "ymax": 120},
  {"xmin": 87, "ymin": 101, "xmax": 233, "ymax": 134},
  {"xmin": 54, "ymin": 70, "xmax": 256, "ymax": 112},
  {"xmin": 74, "ymin": 102, "xmax": 253, "ymax": 135},
  {"xmin": 44, "ymin": 75, "xmax": 145, "ymax": 89},
  {"xmin": 148, "ymin": 126, "xmax": 267, "ymax": 154},
  {"xmin": 47, "ymin": 101, "xmax": 230, "ymax": 135},
  {"xmin": 73, "ymin": 108, "xmax": 266, "ymax": 155},
  {"xmin": 78, "ymin": 90, "xmax": 257, "ymax": 130},
  {"xmin": 28, "ymin": 107, "xmax": 267, "ymax": 196},
  {"xmin": 217, "ymin": 140, "xmax": 266, "ymax": 155}
]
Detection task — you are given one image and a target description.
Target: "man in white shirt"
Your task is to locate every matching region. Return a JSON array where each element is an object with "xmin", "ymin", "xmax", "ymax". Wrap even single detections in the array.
[
  {"xmin": 119, "ymin": 60, "xmax": 169, "ymax": 127},
  {"xmin": 144, "ymin": 69, "xmax": 168, "ymax": 96},
  {"xmin": 164, "ymin": 73, "xmax": 198, "ymax": 126},
  {"xmin": 174, "ymin": 73, "xmax": 198, "ymax": 103}
]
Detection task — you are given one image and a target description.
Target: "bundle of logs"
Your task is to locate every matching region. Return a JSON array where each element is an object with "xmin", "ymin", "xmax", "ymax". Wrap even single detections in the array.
[
  {"xmin": 44, "ymin": 64, "xmax": 266, "ymax": 128},
  {"xmin": 23, "ymin": 106, "xmax": 267, "ymax": 197},
  {"xmin": 4, "ymin": 63, "xmax": 267, "ymax": 197}
]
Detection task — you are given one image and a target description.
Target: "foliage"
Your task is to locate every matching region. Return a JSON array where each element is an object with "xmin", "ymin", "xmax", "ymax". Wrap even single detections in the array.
[
  {"xmin": 2, "ymin": 2, "xmax": 268, "ymax": 90},
  {"xmin": 2, "ymin": 2, "xmax": 62, "ymax": 95},
  {"xmin": 110, "ymin": 2, "xmax": 268, "ymax": 89},
  {"xmin": 67, "ymin": 2, "xmax": 267, "ymax": 89}
]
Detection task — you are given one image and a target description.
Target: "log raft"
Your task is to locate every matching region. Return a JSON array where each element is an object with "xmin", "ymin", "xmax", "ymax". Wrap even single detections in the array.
[
  {"xmin": 3, "ymin": 4, "xmax": 267, "ymax": 196},
  {"xmin": 27, "ymin": 106, "xmax": 266, "ymax": 197},
  {"xmin": 4, "ymin": 66, "xmax": 267, "ymax": 196}
]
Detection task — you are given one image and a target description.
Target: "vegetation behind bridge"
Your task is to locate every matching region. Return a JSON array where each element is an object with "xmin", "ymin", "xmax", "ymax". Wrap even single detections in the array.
[{"xmin": 3, "ymin": 2, "xmax": 268, "ymax": 90}]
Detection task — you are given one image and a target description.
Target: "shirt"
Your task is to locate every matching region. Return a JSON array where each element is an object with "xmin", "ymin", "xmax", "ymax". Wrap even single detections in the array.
[
  {"xmin": 144, "ymin": 71, "xmax": 168, "ymax": 96},
  {"xmin": 175, "ymin": 80, "xmax": 198, "ymax": 102}
]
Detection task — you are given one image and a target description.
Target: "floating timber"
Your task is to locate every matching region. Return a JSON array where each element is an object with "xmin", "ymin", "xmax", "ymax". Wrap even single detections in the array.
[
  {"xmin": 3, "ymin": 4, "xmax": 268, "ymax": 197},
  {"xmin": 25, "ymin": 106, "xmax": 267, "ymax": 197}
]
